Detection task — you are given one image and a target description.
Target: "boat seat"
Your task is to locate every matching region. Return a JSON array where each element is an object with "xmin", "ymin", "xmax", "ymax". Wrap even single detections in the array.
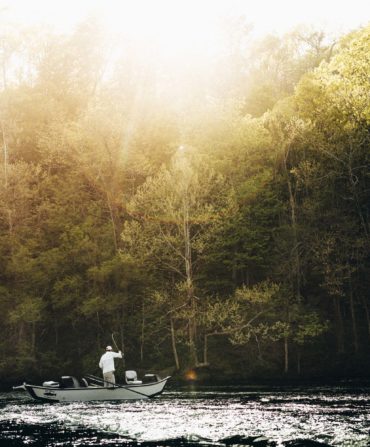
[
  {"xmin": 42, "ymin": 381, "xmax": 59, "ymax": 388},
  {"xmin": 125, "ymin": 370, "xmax": 142, "ymax": 384},
  {"xmin": 80, "ymin": 378, "xmax": 89, "ymax": 388},
  {"xmin": 60, "ymin": 376, "xmax": 80, "ymax": 388}
]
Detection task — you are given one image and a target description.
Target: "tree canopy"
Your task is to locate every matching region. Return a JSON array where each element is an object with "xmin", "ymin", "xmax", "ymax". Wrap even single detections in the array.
[{"xmin": 0, "ymin": 20, "xmax": 369, "ymax": 385}]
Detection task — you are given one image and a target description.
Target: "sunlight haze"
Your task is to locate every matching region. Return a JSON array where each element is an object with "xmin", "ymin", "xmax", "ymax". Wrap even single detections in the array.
[{"xmin": 2, "ymin": 0, "xmax": 369, "ymax": 36}]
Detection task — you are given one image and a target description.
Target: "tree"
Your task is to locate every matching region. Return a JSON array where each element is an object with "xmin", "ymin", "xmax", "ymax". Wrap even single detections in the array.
[{"xmin": 122, "ymin": 148, "xmax": 231, "ymax": 367}]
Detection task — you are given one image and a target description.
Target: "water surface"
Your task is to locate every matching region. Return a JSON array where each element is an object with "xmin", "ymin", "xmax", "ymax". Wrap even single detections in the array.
[{"xmin": 0, "ymin": 386, "xmax": 369, "ymax": 446}]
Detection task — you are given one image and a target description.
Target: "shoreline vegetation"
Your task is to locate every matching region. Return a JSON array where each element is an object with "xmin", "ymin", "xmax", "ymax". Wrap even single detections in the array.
[{"xmin": 0, "ymin": 19, "xmax": 369, "ymax": 388}]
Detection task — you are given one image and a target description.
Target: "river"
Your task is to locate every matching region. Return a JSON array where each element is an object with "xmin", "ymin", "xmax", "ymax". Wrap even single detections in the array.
[{"xmin": 0, "ymin": 385, "xmax": 369, "ymax": 446}]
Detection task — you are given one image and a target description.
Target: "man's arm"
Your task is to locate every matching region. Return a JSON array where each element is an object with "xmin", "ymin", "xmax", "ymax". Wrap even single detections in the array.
[{"xmin": 113, "ymin": 351, "xmax": 123, "ymax": 358}]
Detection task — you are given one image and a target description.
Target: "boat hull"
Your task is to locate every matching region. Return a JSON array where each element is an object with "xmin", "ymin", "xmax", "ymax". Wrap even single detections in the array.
[{"xmin": 23, "ymin": 377, "xmax": 170, "ymax": 402}]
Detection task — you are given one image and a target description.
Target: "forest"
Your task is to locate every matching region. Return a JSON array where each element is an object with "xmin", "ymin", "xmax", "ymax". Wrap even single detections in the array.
[{"xmin": 0, "ymin": 18, "xmax": 369, "ymax": 387}]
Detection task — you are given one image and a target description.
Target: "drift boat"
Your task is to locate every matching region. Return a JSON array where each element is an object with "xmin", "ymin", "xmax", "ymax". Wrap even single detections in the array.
[{"xmin": 13, "ymin": 371, "xmax": 170, "ymax": 402}]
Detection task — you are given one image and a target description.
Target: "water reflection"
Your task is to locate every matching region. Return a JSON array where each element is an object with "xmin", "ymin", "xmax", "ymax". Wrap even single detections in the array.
[{"xmin": 0, "ymin": 387, "xmax": 369, "ymax": 446}]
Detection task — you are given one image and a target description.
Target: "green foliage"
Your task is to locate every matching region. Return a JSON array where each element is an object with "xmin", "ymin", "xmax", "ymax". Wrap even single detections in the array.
[
  {"xmin": 293, "ymin": 312, "xmax": 329, "ymax": 346},
  {"xmin": 9, "ymin": 296, "xmax": 44, "ymax": 325},
  {"xmin": 0, "ymin": 22, "xmax": 369, "ymax": 383},
  {"xmin": 234, "ymin": 281, "xmax": 280, "ymax": 304}
]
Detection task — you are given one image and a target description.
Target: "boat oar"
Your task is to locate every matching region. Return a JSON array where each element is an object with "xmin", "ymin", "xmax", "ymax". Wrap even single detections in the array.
[
  {"xmin": 85, "ymin": 374, "xmax": 150, "ymax": 398},
  {"xmin": 85, "ymin": 375, "xmax": 104, "ymax": 386}
]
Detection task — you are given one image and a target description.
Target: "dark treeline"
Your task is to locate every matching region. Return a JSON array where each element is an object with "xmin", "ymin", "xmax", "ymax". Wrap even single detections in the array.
[{"xmin": 0, "ymin": 20, "xmax": 369, "ymax": 386}]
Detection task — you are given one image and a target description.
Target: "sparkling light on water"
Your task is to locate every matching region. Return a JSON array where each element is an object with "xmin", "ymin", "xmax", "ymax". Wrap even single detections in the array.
[{"xmin": 1, "ymin": 387, "xmax": 369, "ymax": 446}]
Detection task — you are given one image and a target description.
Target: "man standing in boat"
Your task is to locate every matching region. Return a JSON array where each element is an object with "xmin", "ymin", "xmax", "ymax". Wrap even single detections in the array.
[{"xmin": 99, "ymin": 345, "xmax": 123, "ymax": 387}]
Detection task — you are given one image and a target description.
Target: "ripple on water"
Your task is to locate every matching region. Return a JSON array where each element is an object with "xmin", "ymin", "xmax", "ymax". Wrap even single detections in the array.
[{"xmin": 0, "ymin": 388, "xmax": 369, "ymax": 446}]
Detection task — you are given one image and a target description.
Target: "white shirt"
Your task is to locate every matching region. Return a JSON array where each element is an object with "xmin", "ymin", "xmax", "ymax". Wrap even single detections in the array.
[{"xmin": 99, "ymin": 351, "xmax": 122, "ymax": 373}]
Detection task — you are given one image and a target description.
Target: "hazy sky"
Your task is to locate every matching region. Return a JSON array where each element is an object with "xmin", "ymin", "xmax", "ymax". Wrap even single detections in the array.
[{"xmin": 2, "ymin": 0, "xmax": 369, "ymax": 37}]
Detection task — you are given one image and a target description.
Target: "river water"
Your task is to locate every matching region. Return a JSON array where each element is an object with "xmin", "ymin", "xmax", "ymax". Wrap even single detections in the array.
[{"xmin": 0, "ymin": 385, "xmax": 369, "ymax": 446}]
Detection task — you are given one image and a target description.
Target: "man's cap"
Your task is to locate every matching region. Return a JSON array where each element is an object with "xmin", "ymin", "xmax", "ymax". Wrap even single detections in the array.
[{"xmin": 106, "ymin": 345, "xmax": 113, "ymax": 351}]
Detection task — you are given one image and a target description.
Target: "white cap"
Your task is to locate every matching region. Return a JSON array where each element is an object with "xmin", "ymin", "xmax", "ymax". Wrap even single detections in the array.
[{"xmin": 106, "ymin": 345, "xmax": 112, "ymax": 351}]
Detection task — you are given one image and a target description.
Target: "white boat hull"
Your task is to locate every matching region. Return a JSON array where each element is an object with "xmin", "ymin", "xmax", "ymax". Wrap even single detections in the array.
[{"xmin": 22, "ymin": 377, "xmax": 170, "ymax": 402}]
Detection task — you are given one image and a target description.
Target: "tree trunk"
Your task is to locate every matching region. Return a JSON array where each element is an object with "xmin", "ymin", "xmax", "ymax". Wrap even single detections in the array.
[
  {"xmin": 183, "ymin": 196, "xmax": 198, "ymax": 366},
  {"xmin": 348, "ymin": 154, "xmax": 369, "ymax": 239},
  {"xmin": 232, "ymin": 246, "xmax": 238, "ymax": 286},
  {"xmin": 96, "ymin": 311, "xmax": 101, "ymax": 349},
  {"xmin": 140, "ymin": 300, "xmax": 145, "ymax": 363},
  {"xmin": 253, "ymin": 331, "xmax": 262, "ymax": 360},
  {"xmin": 297, "ymin": 349, "xmax": 301, "ymax": 375},
  {"xmin": 203, "ymin": 334, "xmax": 209, "ymax": 365},
  {"xmin": 1, "ymin": 49, "xmax": 7, "ymax": 90},
  {"xmin": 170, "ymin": 317, "xmax": 180, "ymax": 370},
  {"xmin": 1, "ymin": 124, "xmax": 13, "ymax": 235},
  {"xmin": 18, "ymin": 322, "xmax": 24, "ymax": 349},
  {"xmin": 1, "ymin": 124, "xmax": 8, "ymax": 187},
  {"xmin": 362, "ymin": 297, "xmax": 370, "ymax": 342},
  {"xmin": 31, "ymin": 322, "xmax": 36, "ymax": 355},
  {"xmin": 284, "ymin": 336, "xmax": 289, "ymax": 373},
  {"xmin": 54, "ymin": 321, "xmax": 59, "ymax": 347},
  {"xmin": 333, "ymin": 297, "xmax": 344, "ymax": 353},
  {"xmin": 284, "ymin": 150, "xmax": 301, "ymax": 299},
  {"xmin": 106, "ymin": 192, "xmax": 118, "ymax": 251},
  {"xmin": 348, "ymin": 274, "xmax": 359, "ymax": 353}
]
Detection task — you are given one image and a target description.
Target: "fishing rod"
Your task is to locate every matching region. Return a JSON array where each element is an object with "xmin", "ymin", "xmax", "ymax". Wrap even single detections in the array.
[{"xmin": 112, "ymin": 332, "xmax": 125, "ymax": 368}]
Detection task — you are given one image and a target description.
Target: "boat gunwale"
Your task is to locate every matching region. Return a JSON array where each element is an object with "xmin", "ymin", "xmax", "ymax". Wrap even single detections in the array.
[{"xmin": 24, "ymin": 376, "xmax": 170, "ymax": 392}]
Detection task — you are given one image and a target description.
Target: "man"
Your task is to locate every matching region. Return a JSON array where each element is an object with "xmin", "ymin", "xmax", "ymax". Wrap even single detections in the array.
[{"xmin": 99, "ymin": 345, "xmax": 123, "ymax": 387}]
